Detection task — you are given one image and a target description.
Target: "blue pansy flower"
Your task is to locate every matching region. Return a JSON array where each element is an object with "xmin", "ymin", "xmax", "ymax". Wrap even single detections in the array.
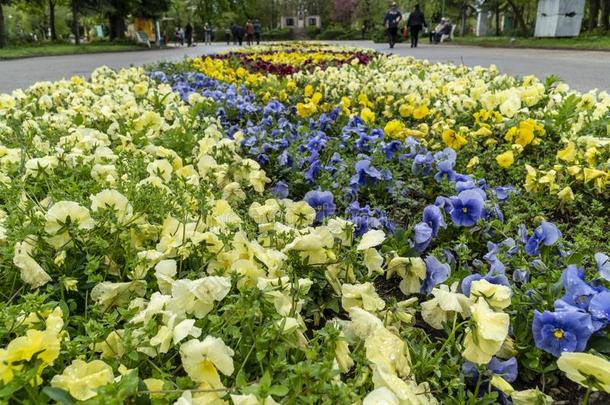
[
  {"xmin": 304, "ymin": 160, "xmax": 321, "ymax": 183},
  {"xmin": 488, "ymin": 357, "xmax": 518, "ymax": 382},
  {"xmin": 421, "ymin": 255, "xmax": 451, "ymax": 294},
  {"xmin": 304, "ymin": 190, "xmax": 336, "ymax": 224},
  {"xmin": 558, "ymin": 265, "xmax": 597, "ymax": 310},
  {"xmin": 454, "ymin": 178, "xmax": 475, "ymax": 191},
  {"xmin": 532, "ymin": 309, "xmax": 593, "ymax": 357},
  {"xmin": 464, "ymin": 357, "xmax": 518, "ymax": 383},
  {"xmin": 589, "ymin": 291, "xmax": 610, "ymax": 327},
  {"xmin": 525, "ymin": 221, "xmax": 561, "ymax": 256},
  {"xmin": 411, "ymin": 152, "xmax": 434, "ymax": 176},
  {"xmin": 433, "ymin": 147, "xmax": 457, "ymax": 164},
  {"xmin": 381, "ymin": 140, "xmax": 402, "ymax": 160},
  {"xmin": 494, "ymin": 186, "xmax": 516, "ymax": 201},
  {"xmin": 450, "ymin": 189, "xmax": 485, "ymax": 227},
  {"xmin": 350, "ymin": 159, "xmax": 383, "ymax": 187},
  {"xmin": 513, "ymin": 269, "xmax": 529, "ymax": 284},
  {"xmin": 422, "ymin": 205, "xmax": 447, "ymax": 237},
  {"xmin": 271, "ymin": 181, "xmax": 289, "ymax": 199},
  {"xmin": 413, "ymin": 222, "xmax": 433, "ymax": 252},
  {"xmin": 434, "ymin": 160, "xmax": 457, "ymax": 183},
  {"xmin": 595, "ymin": 253, "xmax": 610, "ymax": 281},
  {"xmin": 434, "ymin": 196, "xmax": 453, "ymax": 213}
]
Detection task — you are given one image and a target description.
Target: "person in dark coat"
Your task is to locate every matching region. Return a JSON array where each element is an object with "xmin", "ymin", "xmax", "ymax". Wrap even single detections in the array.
[
  {"xmin": 384, "ymin": 2, "xmax": 402, "ymax": 49},
  {"xmin": 235, "ymin": 24, "xmax": 244, "ymax": 46},
  {"xmin": 185, "ymin": 22, "xmax": 193, "ymax": 47},
  {"xmin": 406, "ymin": 4, "xmax": 427, "ymax": 48},
  {"xmin": 230, "ymin": 23, "xmax": 238, "ymax": 45},
  {"xmin": 254, "ymin": 20, "xmax": 262, "ymax": 45}
]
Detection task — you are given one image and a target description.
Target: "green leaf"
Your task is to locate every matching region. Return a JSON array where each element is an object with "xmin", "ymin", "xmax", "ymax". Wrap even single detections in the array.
[
  {"xmin": 260, "ymin": 371, "xmax": 272, "ymax": 391},
  {"xmin": 268, "ymin": 385, "xmax": 290, "ymax": 397},
  {"xmin": 589, "ymin": 335, "xmax": 610, "ymax": 354},
  {"xmin": 116, "ymin": 369, "xmax": 140, "ymax": 397},
  {"xmin": 43, "ymin": 387, "xmax": 76, "ymax": 405}
]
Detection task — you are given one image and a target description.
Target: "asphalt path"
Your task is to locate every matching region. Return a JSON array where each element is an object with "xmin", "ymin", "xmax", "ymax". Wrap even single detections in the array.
[{"xmin": 0, "ymin": 40, "xmax": 608, "ymax": 93}]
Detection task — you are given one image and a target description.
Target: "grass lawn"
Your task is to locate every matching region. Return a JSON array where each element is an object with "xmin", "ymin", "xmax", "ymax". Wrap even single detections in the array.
[
  {"xmin": 452, "ymin": 35, "xmax": 610, "ymax": 51},
  {"xmin": 0, "ymin": 42, "xmax": 147, "ymax": 60}
]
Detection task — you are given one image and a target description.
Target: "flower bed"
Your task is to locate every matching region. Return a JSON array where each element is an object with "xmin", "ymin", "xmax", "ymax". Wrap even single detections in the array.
[{"xmin": 0, "ymin": 44, "xmax": 608, "ymax": 404}]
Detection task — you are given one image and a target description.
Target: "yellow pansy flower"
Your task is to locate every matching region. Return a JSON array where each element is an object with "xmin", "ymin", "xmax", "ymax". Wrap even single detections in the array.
[
  {"xmin": 524, "ymin": 164, "xmax": 538, "ymax": 192},
  {"xmin": 296, "ymin": 102, "xmax": 317, "ymax": 118},
  {"xmin": 441, "ymin": 129, "xmax": 467, "ymax": 149},
  {"xmin": 399, "ymin": 104, "xmax": 413, "ymax": 117},
  {"xmin": 583, "ymin": 168, "xmax": 606, "ymax": 183},
  {"xmin": 51, "ymin": 360, "xmax": 114, "ymax": 401},
  {"xmin": 557, "ymin": 142, "xmax": 577, "ymax": 162},
  {"xmin": 304, "ymin": 84, "xmax": 314, "ymax": 98},
  {"xmin": 496, "ymin": 150, "xmax": 514, "ymax": 169},
  {"xmin": 557, "ymin": 186, "xmax": 575, "ymax": 202},
  {"xmin": 360, "ymin": 108, "xmax": 376, "ymax": 125},
  {"xmin": 557, "ymin": 352, "xmax": 610, "ymax": 392},
  {"xmin": 383, "ymin": 120, "xmax": 406, "ymax": 140},
  {"xmin": 412, "ymin": 105, "xmax": 429, "ymax": 120}
]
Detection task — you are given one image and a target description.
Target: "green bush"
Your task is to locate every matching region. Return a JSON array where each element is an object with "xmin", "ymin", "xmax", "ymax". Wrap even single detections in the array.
[
  {"xmin": 306, "ymin": 26, "xmax": 321, "ymax": 39},
  {"xmin": 264, "ymin": 28, "xmax": 294, "ymax": 41},
  {"xmin": 317, "ymin": 26, "xmax": 348, "ymax": 40}
]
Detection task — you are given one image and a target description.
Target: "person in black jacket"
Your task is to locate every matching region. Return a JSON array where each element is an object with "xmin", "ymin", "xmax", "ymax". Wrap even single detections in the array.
[
  {"xmin": 406, "ymin": 4, "xmax": 427, "ymax": 48},
  {"xmin": 384, "ymin": 2, "xmax": 402, "ymax": 49},
  {"xmin": 185, "ymin": 22, "xmax": 193, "ymax": 47}
]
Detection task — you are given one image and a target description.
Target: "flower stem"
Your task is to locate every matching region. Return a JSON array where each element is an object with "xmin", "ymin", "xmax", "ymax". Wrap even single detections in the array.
[
  {"xmin": 471, "ymin": 370, "xmax": 483, "ymax": 405},
  {"xmin": 582, "ymin": 386, "xmax": 591, "ymax": 405}
]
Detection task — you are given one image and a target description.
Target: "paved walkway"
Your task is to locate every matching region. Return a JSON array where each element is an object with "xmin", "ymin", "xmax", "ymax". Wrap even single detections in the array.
[{"xmin": 1, "ymin": 41, "xmax": 608, "ymax": 93}]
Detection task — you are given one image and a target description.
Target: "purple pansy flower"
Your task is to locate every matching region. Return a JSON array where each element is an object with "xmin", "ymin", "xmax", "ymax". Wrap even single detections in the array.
[
  {"xmin": 525, "ymin": 221, "xmax": 561, "ymax": 256},
  {"xmin": 532, "ymin": 309, "xmax": 593, "ymax": 357},
  {"xmin": 450, "ymin": 189, "xmax": 485, "ymax": 227},
  {"xmin": 304, "ymin": 190, "xmax": 336, "ymax": 224}
]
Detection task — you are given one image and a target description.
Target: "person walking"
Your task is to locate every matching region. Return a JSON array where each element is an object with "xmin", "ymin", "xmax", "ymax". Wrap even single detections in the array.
[
  {"xmin": 176, "ymin": 27, "xmax": 184, "ymax": 46},
  {"xmin": 254, "ymin": 20, "xmax": 262, "ymax": 45},
  {"xmin": 245, "ymin": 21, "xmax": 255, "ymax": 45},
  {"xmin": 204, "ymin": 23, "xmax": 212, "ymax": 45},
  {"xmin": 185, "ymin": 22, "xmax": 193, "ymax": 47},
  {"xmin": 384, "ymin": 2, "xmax": 402, "ymax": 49},
  {"xmin": 236, "ymin": 24, "xmax": 245, "ymax": 46},
  {"xmin": 230, "ymin": 23, "xmax": 238, "ymax": 45},
  {"xmin": 406, "ymin": 4, "xmax": 426, "ymax": 48},
  {"xmin": 225, "ymin": 27, "xmax": 232, "ymax": 45}
]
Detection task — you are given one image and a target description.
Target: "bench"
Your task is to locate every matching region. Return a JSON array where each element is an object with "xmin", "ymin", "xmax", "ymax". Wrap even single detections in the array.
[{"xmin": 135, "ymin": 31, "xmax": 151, "ymax": 48}]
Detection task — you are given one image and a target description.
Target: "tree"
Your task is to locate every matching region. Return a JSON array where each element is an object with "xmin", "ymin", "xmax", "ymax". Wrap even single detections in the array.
[
  {"xmin": 603, "ymin": 0, "xmax": 610, "ymax": 30},
  {"xmin": 71, "ymin": 0, "xmax": 80, "ymax": 44},
  {"xmin": 0, "ymin": 0, "xmax": 11, "ymax": 48},
  {"xmin": 590, "ymin": 0, "xmax": 600, "ymax": 30},
  {"xmin": 104, "ymin": 0, "xmax": 131, "ymax": 39},
  {"xmin": 505, "ymin": 0, "xmax": 529, "ymax": 35},
  {"xmin": 332, "ymin": 0, "xmax": 359, "ymax": 27}
]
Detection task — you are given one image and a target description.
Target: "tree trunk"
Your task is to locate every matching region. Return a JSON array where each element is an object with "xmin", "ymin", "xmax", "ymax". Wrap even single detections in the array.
[
  {"xmin": 460, "ymin": 3, "xmax": 467, "ymax": 36},
  {"xmin": 603, "ymin": 0, "xmax": 610, "ymax": 30},
  {"xmin": 0, "ymin": 2, "xmax": 6, "ymax": 49},
  {"xmin": 495, "ymin": 0, "xmax": 501, "ymax": 36},
  {"xmin": 108, "ymin": 13, "xmax": 126, "ymax": 40},
  {"xmin": 49, "ymin": 0, "xmax": 57, "ymax": 41},
  {"xmin": 506, "ymin": 0, "xmax": 528, "ymax": 35},
  {"xmin": 72, "ymin": 0, "xmax": 80, "ymax": 44}
]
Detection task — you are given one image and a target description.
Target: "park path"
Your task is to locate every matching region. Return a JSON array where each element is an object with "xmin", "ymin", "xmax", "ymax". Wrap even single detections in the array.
[{"xmin": 1, "ymin": 41, "xmax": 608, "ymax": 93}]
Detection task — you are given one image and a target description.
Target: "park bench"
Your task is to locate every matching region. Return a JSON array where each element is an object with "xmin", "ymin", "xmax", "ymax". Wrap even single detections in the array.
[{"xmin": 135, "ymin": 31, "xmax": 151, "ymax": 48}]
